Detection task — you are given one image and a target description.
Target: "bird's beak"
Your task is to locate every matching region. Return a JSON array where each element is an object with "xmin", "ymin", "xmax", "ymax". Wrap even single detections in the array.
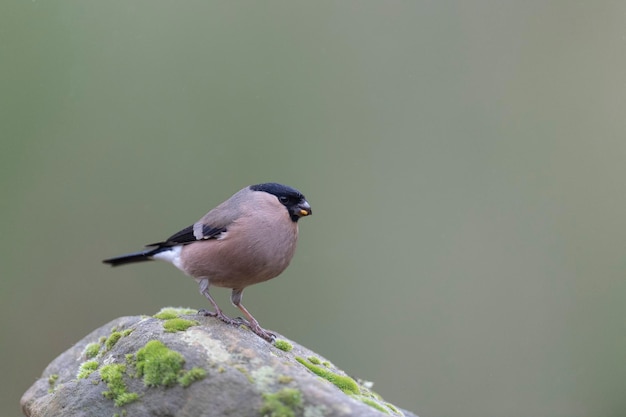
[{"xmin": 298, "ymin": 201, "xmax": 312, "ymax": 217}]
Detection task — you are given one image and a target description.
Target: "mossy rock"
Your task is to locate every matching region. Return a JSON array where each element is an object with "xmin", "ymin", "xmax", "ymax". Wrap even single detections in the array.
[{"xmin": 21, "ymin": 309, "xmax": 417, "ymax": 417}]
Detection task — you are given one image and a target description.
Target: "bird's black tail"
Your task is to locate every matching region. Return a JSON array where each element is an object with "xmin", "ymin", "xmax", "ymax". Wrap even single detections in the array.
[{"xmin": 102, "ymin": 249, "xmax": 160, "ymax": 267}]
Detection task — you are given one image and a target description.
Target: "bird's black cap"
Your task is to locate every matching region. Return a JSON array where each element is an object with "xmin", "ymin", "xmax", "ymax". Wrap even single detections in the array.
[{"xmin": 250, "ymin": 183, "xmax": 305, "ymax": 200}]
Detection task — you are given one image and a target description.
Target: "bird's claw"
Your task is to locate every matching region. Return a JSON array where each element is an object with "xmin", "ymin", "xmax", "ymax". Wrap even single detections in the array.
[
  {"xmin": 198, "ymin": 310, "xmax": 275, "ymax": 342},
  {"xmin": 248, "ymin": 324, "xmax": 276, "ymax": 342}
]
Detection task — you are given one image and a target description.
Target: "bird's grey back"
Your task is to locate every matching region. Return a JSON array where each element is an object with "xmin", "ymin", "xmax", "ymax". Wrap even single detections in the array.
[{"xmin": 195, "ymin": 187, "xmax": 251, "ymax": 230}]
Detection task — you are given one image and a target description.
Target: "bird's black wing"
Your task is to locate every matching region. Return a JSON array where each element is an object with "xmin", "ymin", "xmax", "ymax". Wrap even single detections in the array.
[{"xmin": 146, "ymin": 224, "xmax": 226, "ymax": 247}]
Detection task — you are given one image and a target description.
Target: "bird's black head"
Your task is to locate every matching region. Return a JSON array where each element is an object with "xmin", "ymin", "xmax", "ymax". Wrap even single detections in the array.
[{"xmin": 250, "ymin": 183, "xmax": 312, "ymax": 222}]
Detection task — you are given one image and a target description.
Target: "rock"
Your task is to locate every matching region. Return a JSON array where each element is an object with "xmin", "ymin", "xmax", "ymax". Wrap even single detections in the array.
[{"xmin": 21, "ymin": 307, "xmax": 417, "ymax": 417}]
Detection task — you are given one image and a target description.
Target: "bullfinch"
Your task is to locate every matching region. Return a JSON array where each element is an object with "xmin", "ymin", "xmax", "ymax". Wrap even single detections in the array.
[{"xmin": 103, "ymin": 183, "xmax": 312, "ymax": 342}]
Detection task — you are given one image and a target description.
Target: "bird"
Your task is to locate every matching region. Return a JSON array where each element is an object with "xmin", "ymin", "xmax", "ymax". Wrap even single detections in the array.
[{"xmin": 102, "ymin": 183, "xmax": 312, "ymax": 342}]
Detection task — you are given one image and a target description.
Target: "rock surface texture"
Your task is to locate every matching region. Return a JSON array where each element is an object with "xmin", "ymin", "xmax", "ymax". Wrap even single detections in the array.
[{"xmin": 21, "ymin": 308, "xmax": 417, "ymax": 417}]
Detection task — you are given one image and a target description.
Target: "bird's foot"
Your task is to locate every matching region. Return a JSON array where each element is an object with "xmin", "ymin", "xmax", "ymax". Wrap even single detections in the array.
[
  {"xmin": 198, "ymin": 310, "xmax": 274, "ymax": 342},
  {"xmin": 198, "ymin": 308, "xmax": 250, "ymax": 326},
  {"xmin": 198, "ymin": 309, "xmax": 240, "ymax": 326},
  {"xmin": 247, "ymin": 323, "xmax": 276, "ymax": 343},
  {"xmin": 234, "ymin": 316, "xmax": 250, "ymax": 326}
]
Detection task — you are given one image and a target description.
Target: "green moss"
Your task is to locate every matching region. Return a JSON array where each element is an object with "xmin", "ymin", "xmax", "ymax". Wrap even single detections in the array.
[
  {"xmin": 154, "ymin": 311, "xmax": 178, "ymax": 320},
  {"xmin": 98, "ymin": 336, "xmax": 107, "ymax": 344},
  {"xmin": 48, "ymin": 374, "xmax": 59, "ymax": 386},
  {"xmin": 47, "ymin": 374, "xmax": 59, "ymax": 393},
  {"xmin": 132, "ymin": 340, "xmax": 205, "ymax": 388},
  {"xmin": 105, "ymin": 332, "xmax": 123, "ymax": 351},
  {"xmin": 100, "ymin": 364, "xmax": 139, "ymax": 407},
  {"xmin": 163, "ymin": 318, "xmax": 198, "ymax": 333},
  {"xmin": 104, "ymin": 327, "xmax": 135, "ymax": 351},
  {"xmin": 84, "ymin": 342, "xmax": 101, "ymax": 359},
  {"xmin": 357, "ymin": 396, "xmax": 390, "ymax": 414},
  {"xmin": 235, "ymin": 365, "xmax": 255, "ymax": 383},
  {"xmin": 135, "ymin": 340, "xmax": 185, "ymax": 387},
  {"xmin": 277, "ymin": 375, "xmax": 294, "ymax": 384},
  {"xmin": 295, "ymin": 357, "xmax": 359, "ymax": 395},
  {"xmin": 274, "ymin": 339, "xmax": 293, "ymax": 352},
  {"xmin": 307, "ymin": 356, "xmax": 321, "ymax": 365},
  {"xmin": 153, "ymin": 307, "xmax": 197, "ymax": 320},
  {"xmin": 178, "ymin": 367, "xmax": 207, "ymax": 387},
  {"xmin": 77, "ymin": 360, "xmax": 99, "ymax": 379},
  {"xmin": 260, "ymin": 388, "xmax": 302, "ymax": 417},
  {"xmin": 385, "ymin": 402, "xmax": 400, "ymax": 413},
  {"xmin": 349, "ymin": 379, "xmax": 404, "ymax": 415},
  {"xmin": 322, "ymin": 361, "xmax": 331, "ymax": 368}
]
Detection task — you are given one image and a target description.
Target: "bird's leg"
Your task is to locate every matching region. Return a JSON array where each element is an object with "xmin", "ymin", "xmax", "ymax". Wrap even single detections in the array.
[
  {"xmin": 231, "ymin": 288, "xmax": 276, "ymax": 342},
  {"xmin": 197, "ymin": 278, "xmax": 239, "ymax": 325}
]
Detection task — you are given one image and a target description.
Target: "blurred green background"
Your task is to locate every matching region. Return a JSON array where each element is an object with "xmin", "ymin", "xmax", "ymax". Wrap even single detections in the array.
[{"xmin": 3, "ymin": 1, "xmax": 626, "ymax": 416}]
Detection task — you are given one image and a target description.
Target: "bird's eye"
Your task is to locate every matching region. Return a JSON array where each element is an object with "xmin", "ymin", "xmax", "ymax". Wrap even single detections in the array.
[{"xmin": 279, "ymin": 196, "xmax": 290, "ymax": 204}]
